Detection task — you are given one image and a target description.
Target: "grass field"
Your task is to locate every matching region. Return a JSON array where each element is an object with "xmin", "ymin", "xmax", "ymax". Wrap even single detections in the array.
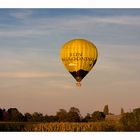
[{"xmin": 0, "ymin": 121, "xmax": 122, "ymax": 131}]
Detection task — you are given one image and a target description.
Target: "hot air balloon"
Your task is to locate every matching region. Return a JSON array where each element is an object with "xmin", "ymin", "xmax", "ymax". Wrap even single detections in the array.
[{"xmin": 60, "ymin": 39, "xmax": 98, "ymax": 87}]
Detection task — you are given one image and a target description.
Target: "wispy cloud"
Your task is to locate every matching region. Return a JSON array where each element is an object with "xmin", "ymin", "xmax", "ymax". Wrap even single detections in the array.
[
  {"xmin": 9, "ymin": 10, "xmax": 33, "ymax": 20},
  {"xmin": 0, "ymin": 72, "xmax": 66, "ymax": 78},
  {"xmin": 89, "ymin": 16, "xmax": 140, "ymax": 26},
  {"xmin": 48, "ymin": 80, "xmax": 74, "ymax": 89},
  {"xmin": 1, "ymin": 14, "xmax": 140, "ymax": 39}
]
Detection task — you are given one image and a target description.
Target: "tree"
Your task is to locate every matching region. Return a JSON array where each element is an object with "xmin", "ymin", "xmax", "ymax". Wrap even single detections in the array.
[
  {"xmin": 69, "ymin": 107, "xmax": 80, "ymax": 115},
  {"xmin": 8, "ymin": 108, "xmax": 23, "ymax": 121},
  {"xmin": 120, "ymin": 112, "xmax": 136, "ymax": 131},
  {"xmin": 0, "ymin": 108, "xmax": 3, "ymax": 121},
  {"xmin": 133, "ymin": 108, "xmax": 140, "ymax": 114},
  {"xmin": 67, "ymin": 107, "xmax": 81, "ymax": 122},
  {"xmin": 45, "ymin": 115, "xmax": 58, "ymax": 122},
  {"xmin": 120, "ymin": 108, "xmax": 140, "ymax": 131},
  {"xmin": 2, "ymin": 109, "xmax": 9, "ymax": 121},
  {"xmin": 91, "ymin": 111, "xmax": 105, "ymax": 122},
  {"xmin": 82, "ymin": 113, "xmax": 91, "ymax": 122},
  {"xmin": 133, "ymin": 108, "xmax": 140, "ymax": 124},
  {"xmin": 56, "ymin": 109, "xmax": 68, "ymax": 122},
  {"xmin": 121, "ymin": 108, "xmax": 124, "ymax": 115},
  {"xmin": 32, "ymin": 112, "xmax": 44, "ymax": 122},
  {"xmin": 24, "ymin": 113, "xmax": 33, "ymax": 122},
  {"xmin": 103, "ymin": 105, "xmax": 109, "ymax": 115}
]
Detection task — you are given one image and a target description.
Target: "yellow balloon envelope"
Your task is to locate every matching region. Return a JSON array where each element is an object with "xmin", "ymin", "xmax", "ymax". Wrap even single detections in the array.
[{"xmin": 60, "ymin": 39, "xmax": 98, "ymax": 87}]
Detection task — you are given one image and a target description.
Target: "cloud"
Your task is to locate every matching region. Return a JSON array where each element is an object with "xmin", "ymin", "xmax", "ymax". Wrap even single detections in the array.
[
  {"xmin": 9, "ymin": 10, "xmax": 33, "ymax": 20},
  {"xmin": 48, "ymin": 80, "xmax": 74, "ymax": 89},
  {"xmin": 0, "ymin": 72, "xmax": 66, "ymax": 78},
  {"xmin": 89, "ymin": 16, "xmax": 140, "ymax": 26},
  {"xmin": 1, "ymin": 13, "xmax": 140, "ymax": 39}
]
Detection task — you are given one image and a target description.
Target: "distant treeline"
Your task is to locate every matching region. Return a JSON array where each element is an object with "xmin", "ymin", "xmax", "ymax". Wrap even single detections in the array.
[
  {"xmin": 0, "ymin": 106, "xmax": 107, "ymax": 122},
  {"xmin": 0, "ymin": 106, "xmax": 140, "ymax": 131}
]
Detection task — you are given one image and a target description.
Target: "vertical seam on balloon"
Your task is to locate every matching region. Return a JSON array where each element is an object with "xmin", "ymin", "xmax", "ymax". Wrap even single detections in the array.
[
  {"xmin": 75, "ymin": 40, "xmax": 78, "ymax": 72},
  {"xmin": 90, "ymin": 43, "xmax": 93, "ymax": 71},
  {"xmin": 79, "ymin": 40, "xmax": 82, "ymax": 72},
  {"xmin": 83, "ymin": 41, "xmax": 86, "ymax": 71},
  {"xmin": 73, "ymin": 40, "xmax": 76, "ymax": 72},
  {"xmin": 77, "ymin": 39, "xmax": 80, "ymax": 71},
  {"xmin": 81, "ymin": 40, "xmax": 84, "ymax": 71},
  {"xmin": 67, "ymin": 42, "xmax": 70, "ymax": 72}
]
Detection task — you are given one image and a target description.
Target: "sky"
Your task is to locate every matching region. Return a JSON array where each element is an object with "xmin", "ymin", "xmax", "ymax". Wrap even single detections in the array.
[{"xmin": 0, "ymin": 9, "xmax": 140, "ymax": 116}]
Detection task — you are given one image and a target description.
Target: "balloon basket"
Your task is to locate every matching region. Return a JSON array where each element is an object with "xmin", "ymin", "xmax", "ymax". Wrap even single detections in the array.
[{"xmin": 76, "ymin": 82, "xmax": 81, "ymax": 87}]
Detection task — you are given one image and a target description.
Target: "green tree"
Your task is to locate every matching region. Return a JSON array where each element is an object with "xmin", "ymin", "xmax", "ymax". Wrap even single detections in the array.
[
  {"xmin": 24, "ymin": 113, "xmax": 33, "ymax": 122},
  {"xmin": 67, "ymin": 107, "xmax": 81, "ymax": 122},
  {"xmin": 56, "ymin": 109, "xmax": 68, "ymax": 122},
  {"xmin": 2, "ymin": 109, "xmax": 9, "ymax": 121},
  {"xmin": 0, "ymin": 108, "xmax": 3, "ymax": 121},
  {"xmin": 103, "ymin": 105, "xmax": 109, "ymax": 115},
  {"xmin": 91, "ymin": 111, "xmax": 105, "ymax": 122},
  {"xmin": 32, "ymin": 112, "xmax": 44, "ymax": 122},
  {"xmin": 120, "ymin": 112, "xmax": 135, "ymax": 131},
  {"xmin": 82, "ymin": 113, "xmax": 91, "ymax": 122},
  {"xmin": 7, "ymin": 108, "xmax": 23, "ymax": 121},
  {"xmin": 121, "ymin": 108, "xmax": 124, "ymax": 115},
  {"xmin": 133, "ymin": 108, "xmax": 140, "ymax": 125},
  {"xmin": 46, "ymin": 115, "xmax": 58, "ymax": 122},
  {"xmin": 120, "ymin": 108, "xmax": 140, "ymax": 131}
]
